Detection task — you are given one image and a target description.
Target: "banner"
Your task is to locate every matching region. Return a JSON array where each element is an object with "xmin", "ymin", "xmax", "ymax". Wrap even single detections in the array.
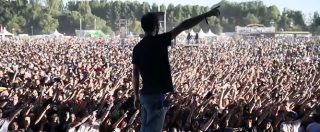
[{"xmin": 235, "ymin": 25, "xmax": 275, "ymax": 34}]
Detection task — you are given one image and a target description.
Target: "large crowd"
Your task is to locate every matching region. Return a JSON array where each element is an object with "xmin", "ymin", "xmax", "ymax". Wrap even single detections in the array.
[{"xmin": 0, "ymin": 36, "xmax": 320, "ymax": 132}]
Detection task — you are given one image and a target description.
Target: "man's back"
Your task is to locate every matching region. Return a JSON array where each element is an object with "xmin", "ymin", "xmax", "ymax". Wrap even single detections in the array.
[{"xmin": 132, "ymin": 33, "xmax": 173, "ymax": 94}]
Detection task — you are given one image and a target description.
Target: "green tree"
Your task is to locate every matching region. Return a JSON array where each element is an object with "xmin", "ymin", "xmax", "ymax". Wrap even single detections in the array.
[
  {"xmin": 0, "ymin": 0, "xmax": 315, "ymax": 35},
  {"xmin": 314, "ymin": 26, "xmax": 320, "ymax": 35},
  {"xmin": 90, "ymin": 1, "xmax": 106, "ymax": 20},
  {"xmin": 83, "ymin": 14, "xmax": 107, "ymax": 30},
  {"xmin": 129, "ymin": 20, "xmax": 141, "ymax": 34},
  {"xmin": 267, "ymin": 5, "xmax": 280, "ymax": 22},
  {"xmin": 212, "ymin": 23, "xmax": 223, "ymax": 34},
  {"xmin": 244, "ymin": 13, "xmax": 260, "ymax": 25},
  {"xmin": 141, "ymin": 2, "xmax": 150, "ymax": 15},
  {"xmin": 166, "ymin": 4, "xmax": 175, "ymax": 31},
  {"xmin": 58, "ymin": 11, "xmax": 81, "ymax": 35},
  {"xmin": 160, "ymin": 4, "xmax": 166, "ymax": 12},
  {"xmin": 23, "ymin": 1, "xmax": 42, "ymax": 34},
  {"xmin": 0, "ymin": 1, "xmax": 13, "ymax": 25},
  {"xmin": 110, "ymin": 1, "xmax": 122, "ymax": 31},
  {"xmin": 7, "ymin": 15, "xmax": 26, "ymax": 33},
  {"xmin": 279, "ymin": 11, "xmax": 290, "ymax": 31},
  {"xmin": 181, "ymin": 5, "xmax": 192, "ymax": 19},
  {"xmin": 103, "ymin": 25, "xmax": 115, "ymax": 36},
  {"xmin": 151, "ymin": 3, "xmax": 159, "ymax": 12},
  {"xmin": 0, "ymin": 0, "xmax": 33, "ymax": 33},
  {"xmin": 310, "ymin": 12, "xmax": 320, "ymax": 34},
  {"xmin": 287, "ymin": 10, "xmax": 307, "ymax": 30},
  {"xmin": 47, "ymin": 0, "xmax": 62, "ymax": 16},
  {"xmin": 89, "ymin": 1, "xmax": 101, "ymax": 9},
  {"xmin": 67, "ymin": 1, "xmax": 79, "ymax": 11},
  {"xmin": 39, "ymin": 13, "xmax": 59, "ymax": 33},
  {"xmin": 79, "ymin": 2, "xmax": 92, "ymax": 15}
]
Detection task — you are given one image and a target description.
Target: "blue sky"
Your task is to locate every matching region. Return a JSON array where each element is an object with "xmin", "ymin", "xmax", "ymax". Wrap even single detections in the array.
[{"xmin": 136, "ymin": 0, "xmax": 319, "ymax": 19}]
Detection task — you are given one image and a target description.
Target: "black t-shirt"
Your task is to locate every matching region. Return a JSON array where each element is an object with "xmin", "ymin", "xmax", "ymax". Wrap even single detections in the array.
[
  {"xmin": 43, "ymin": 123, "xmax": 64, "ymax": 132},
  {"xmin": 132, "ymin": 33, "xmax": 173, "ymax": 94}
]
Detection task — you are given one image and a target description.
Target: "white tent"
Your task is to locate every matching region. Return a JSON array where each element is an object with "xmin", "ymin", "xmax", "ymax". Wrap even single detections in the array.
[
  {"xmin": 205, "ymin": 29, "xmax": 217, "ymax": 37},
  {"xmin": 177, "ymin": 31, "xmax": 188, "ymax": 38},
  {"xmin": 0, "ymin": 27, "xmax": 14, "ymax": 38},
  {"xmin": 198, "ymin": 29, "xmax": 206, "ymax": 38},
  {"xmin": 180, "ymin": 31, "xmax": 188, "ymax": 36},
  {"xmin": 189, "ymin": 29, "xmax": 196, "ymax": 36},
  {"xmin": 50, "ymin": 29, "xmax": 63, "ymax": 37},
  {"xmin": 128, "ymin": 32, "xmax": 134, "ymax": 37}
]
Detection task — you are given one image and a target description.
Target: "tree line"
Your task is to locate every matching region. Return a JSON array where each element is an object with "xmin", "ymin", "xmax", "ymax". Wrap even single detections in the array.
[{"xmin": 0, "ymin": 0, "xmax": 320, "ymax": 36}]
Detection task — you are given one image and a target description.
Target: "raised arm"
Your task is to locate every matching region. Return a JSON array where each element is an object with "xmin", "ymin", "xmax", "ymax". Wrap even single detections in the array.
[
  {"xmin": 65, "ymin": 87, "xmax": 80, "ymax": 101},
  {"xmin": 132, "ymin": 64, "xmax": 140, "ymax": 109},
  {"xmin": 35, "ymin": 104, "xmax": 51, "ymax": 125},
  {"xmin": 8, "ymin": 108, "xmax": 23, "ymax": 123},
  {"xmin": 112, "ymin": 111, "xmax": 128, "ymax": 129},
  {"xmin": 100, "ymin": 103, "xmax": 114, "ymax": 123},
  {"xmin": 128, "ymin": 110, "xmax": 140, "ymax": 126},
  {"xmin": 257, "ymin": 106, "xmax": 274, "ymax": 125},
  {"xmin": 170, "ymin": 6, "xmax": 220, "ymax": 39},
  {"xmin": 201, "ymin": 110, "xmax": 218, "ymax": 131},
  {"xmin": 23, "ymin": 104, "xmax": 34, "ymax": 116},
  {"xmin": 70, "ymin": 115, "xmax": 91, "ymax": 128}
]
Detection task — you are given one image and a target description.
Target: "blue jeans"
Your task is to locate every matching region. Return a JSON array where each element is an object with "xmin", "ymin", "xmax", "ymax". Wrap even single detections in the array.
[{"xmin": 140, "ymin": 94, "xmax": 167, "ymax": 132}]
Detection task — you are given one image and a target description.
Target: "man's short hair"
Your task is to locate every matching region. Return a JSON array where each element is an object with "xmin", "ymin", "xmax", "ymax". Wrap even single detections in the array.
[
  {"xmin": 286, "ymin": 111, "xmax": 297, "ymax": 119},
  {"xmin": 141, "ymin": 13, "xmax": 159, "ymax": 32}
]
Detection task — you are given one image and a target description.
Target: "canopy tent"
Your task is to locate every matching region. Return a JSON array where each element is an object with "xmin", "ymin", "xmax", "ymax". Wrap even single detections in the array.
[
  {"xmin": 0, "ymin": 27, "xmax": 14, "ymax": 38},
  {"xmin": 205, "ymin": 29, "xmax": 217, "ymax": 37},
  {"xmin": 50, "ymin": 29, "xmax": 63, "ymax": 37},
  {"xmin": 189, "ymin": 29, "xmax": 196, "ymax": 36},
  {"xmin": 177, "ymin": 31, "xmax": 188, "ymax": 38},
  {"xmin": 198, "ymin": 29, "xmax": 206, "ymax": 38},
  {"xmin": 128, "ymin": 32, "xmax": 134, "ymax": 37},
  {"xmin": 180, "ymin": 31, "xmax": 188, "ymax": 36}
]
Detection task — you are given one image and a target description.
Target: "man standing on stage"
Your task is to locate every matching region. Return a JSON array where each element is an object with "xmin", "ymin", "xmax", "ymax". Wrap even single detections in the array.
[{"xmin": 132, "ymin": 6, "xmax": 220, "ymax": 132}]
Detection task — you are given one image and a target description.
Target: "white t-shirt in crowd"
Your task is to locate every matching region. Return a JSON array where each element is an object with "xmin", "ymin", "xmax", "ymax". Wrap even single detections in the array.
[
  {"xmin": 0, "ymin": 118, "xmax": 10, "ymax": 132},
  {"xmin": 68, "ymin": 127, "xmax": 76, "ymax": 132},
  {"xmin": 112, "ymin": 128, "xmax": 121, "ymax": 132},
  {"xmin": 306, "ymin": 122, "xmax": 320, "ymax": 132},
  {"xmin": 77, "ymin": 119, "xmax": 101, "ymax": 132},
  {"xmin": 280, "ymin": 120, "xmax": 301, "ymax": 132}
]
